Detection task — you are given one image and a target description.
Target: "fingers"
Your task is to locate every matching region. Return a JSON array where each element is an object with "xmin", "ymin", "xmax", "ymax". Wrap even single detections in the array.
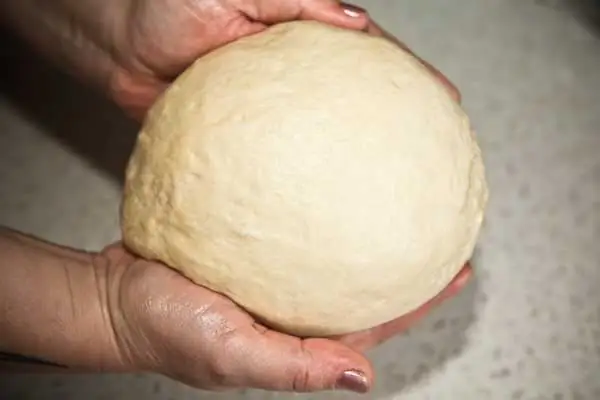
[
  {"xmin": 109, "ymin": 67, "xmax": 167, "ymax": 121},
  {"xmin": 234, "ymin": 0, "xmax": 369, "ymax": 30},
  {"xmin": 299, "ymin": 1, "xmax": 370, "ymax": 30},
  {"xmin": 336, "ymin": 265, "xmax": 472, "ymax": 352},
  {"xmin": 365, "ymin": 19, "xmax": 462, "ymax": 103},
  {"xmin": 238, "ymin": 0, "xmax": 461, "ymax": 103},
  {"xmin": 217, "ymin": 325, "xmax": 374, "ymax": 394},
  {"xmin": 210, "ymin": 264, "xmax": 471, "ymax": 393}
]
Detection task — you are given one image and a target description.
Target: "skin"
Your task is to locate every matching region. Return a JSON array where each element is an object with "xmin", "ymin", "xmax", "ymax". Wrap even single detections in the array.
[
  {"xmin": 111, "ymin": 2, "xmax": 460, "ymax": 118},
  {"xmin": 0, "ymin": 0, "xmax": 468, "ymax": 394}
]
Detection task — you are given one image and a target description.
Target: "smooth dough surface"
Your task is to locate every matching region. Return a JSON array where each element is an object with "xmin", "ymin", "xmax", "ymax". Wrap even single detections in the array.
[{"xmin": 121, "ymin": 21, "xmax": 488, "ymax": 337}]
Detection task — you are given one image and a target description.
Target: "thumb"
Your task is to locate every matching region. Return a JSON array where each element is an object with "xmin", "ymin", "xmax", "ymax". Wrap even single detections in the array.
[
  {"xmin": 227, "ymin": 326, "xmax": 374, "ymax": 394},
  {"xmin": 236, "ymin": 0, "xmax": 370, "ymax": 30}
]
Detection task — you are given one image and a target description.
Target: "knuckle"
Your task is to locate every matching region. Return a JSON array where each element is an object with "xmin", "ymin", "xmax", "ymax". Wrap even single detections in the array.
[
  {"xmin": 292, "ymin": 365, "xmax": 312, "ymax": 392},
  {"xmin": 291, "ymin": 340, "xmax": 314, "ymax": 392},
  {"xmin": 208, "ymin": 362, "xmax": 231, "ymax": 388},
  {"xmin": 206, "ymin": 330, "xmax": 240, "ymax": 388}
]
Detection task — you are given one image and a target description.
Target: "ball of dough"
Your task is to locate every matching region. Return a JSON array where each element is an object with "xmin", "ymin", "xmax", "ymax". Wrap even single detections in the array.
[{"xmin": 121, "ymin": 21, "xmax": 488, "ymax": 337}]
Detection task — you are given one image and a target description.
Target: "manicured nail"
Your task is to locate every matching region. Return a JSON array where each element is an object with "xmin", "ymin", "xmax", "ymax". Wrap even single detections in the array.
[
  {"xmin": 336, "ymin": 369, "xmax": 369, "ymax": 393},
  {"xmin": 341, "ymin": 3, "xmax": 367, "ymax": 18},
  {"xmin": 454, "ymin": 266, "xmax": 473, "ymax": 288},
  {"xmin": 440, "ymin": 267, "xmax": 472, "ymax": 300}
]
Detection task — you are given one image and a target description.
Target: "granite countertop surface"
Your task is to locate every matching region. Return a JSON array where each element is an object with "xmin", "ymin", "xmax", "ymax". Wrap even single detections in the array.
[{"xmin": 1, "ymin": 0, "xmax": 599, "ymax": 399}]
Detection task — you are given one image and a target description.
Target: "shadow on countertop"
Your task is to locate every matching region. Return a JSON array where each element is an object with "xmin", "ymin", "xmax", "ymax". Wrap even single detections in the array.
[
  {"xmin": 0, "ymin": 24, "xmax": 481, "ymax": 400},
  {"xmin": 536, "ymin": 0, "xmax": 600, "ymax": 32},
  {"xmin": 0, "ymin": 28, "xmax": 138, "ymax": 187}
]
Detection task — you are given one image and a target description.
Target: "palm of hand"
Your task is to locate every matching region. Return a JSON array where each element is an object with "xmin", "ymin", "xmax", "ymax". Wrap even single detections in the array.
[
  {"xmin": 111, "ymin": 0, "xmax": 369, "ymax": 118},
  {"xmin": 103, "ymin": 244, "xmax": 470, "ymax": 392},
  {"xmin": 123, "ymin": 0, "xmax": 260, "ymax": 79}
]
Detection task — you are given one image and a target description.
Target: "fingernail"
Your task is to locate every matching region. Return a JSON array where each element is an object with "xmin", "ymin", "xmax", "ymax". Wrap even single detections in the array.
[
  {"xmin": 341, "ymin": 3, "xmax": 367, "ymax": 18},
  {"xmin": 454, "ymin": 266, "xmax": 473, "ymax": 288},
  {"xmin": 440, "ymin": 267, "xmax": 472, "ymax": 300},
  {"xmin": 336, "ymin": 369, "xmax": 369, "ymax": 393}
]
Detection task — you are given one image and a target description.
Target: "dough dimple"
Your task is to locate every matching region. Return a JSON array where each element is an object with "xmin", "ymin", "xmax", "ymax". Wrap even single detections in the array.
[{"xmin": 121, "ymin": 21, "xmax": 489, "ymax": 337}]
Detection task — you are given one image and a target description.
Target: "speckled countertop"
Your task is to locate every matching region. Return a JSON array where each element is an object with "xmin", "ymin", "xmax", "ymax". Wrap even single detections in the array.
[{"xmin": 1, "ymin": 0, "xmax": 599, "ymax": 399}]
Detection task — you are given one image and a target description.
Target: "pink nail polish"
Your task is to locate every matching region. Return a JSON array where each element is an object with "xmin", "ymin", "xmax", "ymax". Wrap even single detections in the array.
[
  {"xmin": 341, "ymin": 3, "xmax": 367, "ymax": 18},
  {"xmin": 335, "ymin": 369, "xmax": 370, "ymax": 393}
]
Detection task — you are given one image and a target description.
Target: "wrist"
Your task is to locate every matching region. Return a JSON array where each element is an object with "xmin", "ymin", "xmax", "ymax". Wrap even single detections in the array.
[
  {"xmin": 0, "ymin": 229, "xmax": 129, "ymax": 372},
  {"xmin": 93, "ymin": 245, "xmax": 166, "ymax": 375},
  {"xmin": 90, "ymin": 245, "xmax": 142, "ymax": 373}
]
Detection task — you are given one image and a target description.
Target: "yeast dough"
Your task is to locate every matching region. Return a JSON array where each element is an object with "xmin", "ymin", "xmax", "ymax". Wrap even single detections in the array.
[{"xmin": 121, "ymin": 21, "xmax": 488, "ymax": 336}]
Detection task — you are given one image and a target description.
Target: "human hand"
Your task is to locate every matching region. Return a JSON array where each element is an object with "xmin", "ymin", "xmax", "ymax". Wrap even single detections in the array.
[
  {"xmin": 2, "ymin": 1, "xmax": 459, "ymax": 119},
  {"xmin": 108, "ymin": 1, "xmax": 460, "ymax": 119},
  {"xmin": 99, "ymin": 243, "xmax": 471, "ymax": 394},
  {"xmin": 109, "ymin": 0, "xmax": 370, "ymax": 118}
]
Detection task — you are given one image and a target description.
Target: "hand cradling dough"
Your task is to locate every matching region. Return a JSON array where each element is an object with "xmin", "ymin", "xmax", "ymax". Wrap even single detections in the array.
[{"xmin": 121, "ymin": 21, "xmax": 488, "ymax": 337}]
